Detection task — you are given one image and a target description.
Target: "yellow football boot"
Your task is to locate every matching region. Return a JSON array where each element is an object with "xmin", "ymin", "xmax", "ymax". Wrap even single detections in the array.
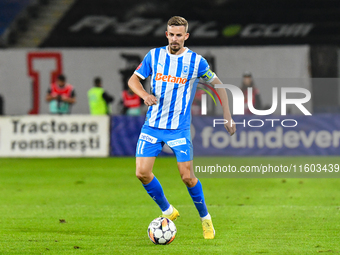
[
  {"xmin": 161, "ymin": 206, "xmax": 180, "ymax": 221},
  {"xmin": 202, "ymin": 219, "xmax": 215, "ymax": 239}
]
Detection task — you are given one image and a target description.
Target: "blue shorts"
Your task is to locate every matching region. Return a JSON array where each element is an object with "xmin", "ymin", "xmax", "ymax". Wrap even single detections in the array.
[{"xmin": 135, "ymin": 125, "xmax": 193, "ymax": 162}]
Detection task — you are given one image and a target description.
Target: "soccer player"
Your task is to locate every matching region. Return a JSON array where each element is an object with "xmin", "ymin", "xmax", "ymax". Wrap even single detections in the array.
[{"xmin": 128, "ymin": 16, "xmax": 236, "ymax": 239}]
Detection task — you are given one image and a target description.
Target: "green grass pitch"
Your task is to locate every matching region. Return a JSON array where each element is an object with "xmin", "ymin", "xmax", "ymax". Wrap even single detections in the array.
[{"xmin": 0, "ymin": 157, "xmax": 340, "ymax": 254}]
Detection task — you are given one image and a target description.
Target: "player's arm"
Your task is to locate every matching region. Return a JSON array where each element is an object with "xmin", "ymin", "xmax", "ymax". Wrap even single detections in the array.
[
  {"xmin": 201, "ymin": 68, "xmax": 236, "ymax": 136},
  {"xmin": 210, "ymin": 76, "xmax": 236, "ymax": 136},
  {"xmin": 128, "ymin": 74, "xmax": 157, "ymax": 106},
  {"xmin": 199, "ymin": 58, "xmax": 235, "ymax": 135},
  {"xmin": 128, "ymin": 50, "xmax": 156, "ymax": 106}
]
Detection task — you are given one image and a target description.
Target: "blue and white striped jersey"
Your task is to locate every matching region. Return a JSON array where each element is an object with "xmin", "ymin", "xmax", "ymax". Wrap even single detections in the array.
[{"xmin": 134, "ymin": 46, "xmax": 216, "ymax": 130}]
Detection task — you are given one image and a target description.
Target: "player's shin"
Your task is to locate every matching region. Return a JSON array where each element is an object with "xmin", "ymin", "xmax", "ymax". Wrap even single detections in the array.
[
  {"xmin": 142, "ymin": 176, "xmax": 171, "ymax": 212},
  {"xmin": 187, "ymin": 179, "xmax": 210, "ymax": 219}
]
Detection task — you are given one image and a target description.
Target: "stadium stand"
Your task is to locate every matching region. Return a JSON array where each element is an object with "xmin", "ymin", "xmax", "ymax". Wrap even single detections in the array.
[
  {"xmin": 2, "ymin": 0, "xmax": 339, "ymax": 47},
  {"xmin": 13, "ymin": 0, "xmax": 75, "ymax": 48},
  {"xmin": 40, "ymin": 0, "xmax": 340, "ymax": 47},
  {"xmin": 0, "ymin": 0, "xmax": 75, "ymax": 48},
  {"xmin": 0, "ymin": 0, "xmax": 30, "ymax": 46},
  {"xmin": 0, "ymin": 0, "xmax": 42, "ymax": 47}
]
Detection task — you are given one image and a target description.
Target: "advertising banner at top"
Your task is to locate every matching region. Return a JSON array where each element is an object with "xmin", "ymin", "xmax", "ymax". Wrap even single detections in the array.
[{"xmin": 41, "ymin": 0, "xmax": 340, "ymax": 47}]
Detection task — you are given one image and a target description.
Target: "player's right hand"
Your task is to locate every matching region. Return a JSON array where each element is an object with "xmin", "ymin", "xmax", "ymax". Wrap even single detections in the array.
[
  {"xmin": 225, "ymin": 118, "xmax": 236, "ymax": 136},
  {"xmin": 143, "ymin": 94, "xmax": 157, "ymax": 106}
]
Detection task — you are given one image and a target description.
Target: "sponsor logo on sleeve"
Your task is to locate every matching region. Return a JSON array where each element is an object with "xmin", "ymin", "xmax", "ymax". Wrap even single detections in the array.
[{"xmin": 136, "ymin": 62, "xmax": 142, "ymax": 70}]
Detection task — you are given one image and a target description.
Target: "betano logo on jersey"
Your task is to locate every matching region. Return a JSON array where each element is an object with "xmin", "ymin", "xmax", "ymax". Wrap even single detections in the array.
[{"xmin": 155, "ymin": 73, "xmax": 187, "ymax": 85}]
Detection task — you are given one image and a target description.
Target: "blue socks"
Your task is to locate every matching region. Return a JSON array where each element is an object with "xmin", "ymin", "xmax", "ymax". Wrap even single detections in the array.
[
  {"xmin": 187, "ymin": 179, "xmax": 208, "ymax": 217},
  {"xmin": 143, "ymin": 176, "xmax": 170, "ymax": 211},
  {"xmin": 143, "ymin": 177, "xmax": 209, "ymax": 218}
]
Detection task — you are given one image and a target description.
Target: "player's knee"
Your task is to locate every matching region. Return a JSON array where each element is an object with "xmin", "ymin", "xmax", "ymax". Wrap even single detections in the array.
[
  {"xmin": 136, "ymin": 172, "xmax": 152, "ymax": 184},
  {"xmin": 135, "ymin": 170, "xmax": 143, "ymax": 180},
  {"xmin": 181, "ymin": 176, "xmax": 196, "ymax": 187},
  {"xmin": 136, "ymin": 169, "xmax": 146, "ymax": 180},
  {"xmin": 136, "ymin": 166, "xmax": 152, "ymax": 183}
]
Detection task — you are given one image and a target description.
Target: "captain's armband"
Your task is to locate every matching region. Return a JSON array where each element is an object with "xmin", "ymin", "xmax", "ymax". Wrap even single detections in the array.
[{"xmin": 201, "ymin": 69, "xmax": 216, "ymax": 83}]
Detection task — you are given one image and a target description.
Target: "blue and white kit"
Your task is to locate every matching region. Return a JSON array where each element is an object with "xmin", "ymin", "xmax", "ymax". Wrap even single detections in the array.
[{"xmin": 135, "ymin": 46, "xmax": 216, "ymax": 162}]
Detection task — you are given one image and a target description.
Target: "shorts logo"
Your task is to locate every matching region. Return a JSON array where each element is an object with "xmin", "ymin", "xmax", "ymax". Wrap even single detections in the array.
[
  {"xmin": 183, "ymin": 65, "xmax": 189, "ymax": 75},
  {"xmin": 139, "ymin": 133, "xmax": 157, "ymax": 144},
  {"xmin": 167, "ymin": 138, "xmax": 186, "ymax": 147}
]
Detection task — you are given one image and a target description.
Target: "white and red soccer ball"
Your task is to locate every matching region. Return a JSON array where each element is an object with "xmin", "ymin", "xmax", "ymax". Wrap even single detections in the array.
[{"xmin": 147, "ymin": 217, "xmax": 177, "ymax": 245}]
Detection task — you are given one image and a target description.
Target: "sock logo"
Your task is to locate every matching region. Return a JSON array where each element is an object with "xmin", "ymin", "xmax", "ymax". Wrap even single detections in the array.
[{"xmin": 194, "ymin": 199, "xmax": 203, "ymax": 204}]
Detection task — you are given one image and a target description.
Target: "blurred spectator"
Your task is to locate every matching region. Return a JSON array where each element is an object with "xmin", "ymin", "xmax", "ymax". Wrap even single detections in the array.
[
  {"xmin": 241, "ymin": 71, "xmax": 262, "ymax": 114},
  {"xmin": 46, "ymin": 74, "xmax": 76, "ymax": 114},
  {"xmin": 122, "ymin": 88, "xmax": 141, "ymax": 116},
  {"xmin": 88, "ymin": 77, "xmax": 114, "ymax": 115}
]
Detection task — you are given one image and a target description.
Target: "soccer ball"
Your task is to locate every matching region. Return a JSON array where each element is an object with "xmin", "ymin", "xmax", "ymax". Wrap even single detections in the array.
[{"xmin": 147, "ymin": 217, "xmax": 176, "ymax": 245}]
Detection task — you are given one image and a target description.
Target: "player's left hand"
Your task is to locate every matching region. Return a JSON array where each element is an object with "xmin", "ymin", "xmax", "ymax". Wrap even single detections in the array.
[
  {"xmin": 224, "ymin": 118, "xmax": 236, "ymax": 136},
  {"xmin": 143, "ymin": 94, "xmax": 157, "ymax": 106}
]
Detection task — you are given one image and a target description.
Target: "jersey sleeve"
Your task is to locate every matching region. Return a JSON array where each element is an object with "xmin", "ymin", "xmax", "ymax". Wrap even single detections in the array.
[
  {"xmin": 198, "ymin": 57, "xmax": 216, "ymax": 83},
  {"xmin": 134, "ymin": 51, "xmax": 152, "ymax": 80}
]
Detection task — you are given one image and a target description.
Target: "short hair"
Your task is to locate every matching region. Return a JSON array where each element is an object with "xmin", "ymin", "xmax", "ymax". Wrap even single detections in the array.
[
  {"xmin": 57, "ymin": 74, "xmax": 66, "ymax": 82},
  {"xmin": 167, "ymin": 16, "xmax": 188, "ymax": 32},
  {"xmin": 94, "ymin": 77, "xmax": 101, "ymax": 86},
  {"xmin": 243, "ymin": 71, "xmax": 252, "ymax": 77}
]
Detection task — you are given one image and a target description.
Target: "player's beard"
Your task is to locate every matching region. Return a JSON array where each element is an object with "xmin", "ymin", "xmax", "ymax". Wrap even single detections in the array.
[{"xmin": 170, "ymin": 43, "xmax": 181, "ymax": 52}]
